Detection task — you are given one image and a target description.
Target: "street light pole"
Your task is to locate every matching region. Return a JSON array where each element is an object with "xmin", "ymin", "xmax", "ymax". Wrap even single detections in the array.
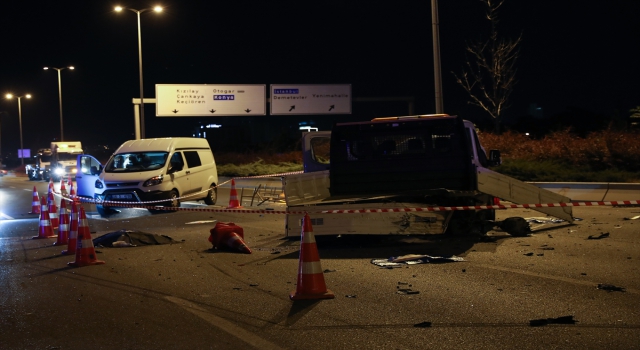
[
  {"xmin": 115, "ymin": 5, "xmax": 163, "ymax": 140},
  {"xmin": 4, "ymin": 94, "xmax": 32, "ymax": 166},
  {"xmin": 431, "ymin": 0, "xmax": 444, "ymax": 114},
  {"xmin": 136, "ymin": 10, "xmax": 145, "ymax": 139},
  {"xmin": 44, "ymin": 66, "xmax": 74, "ymax": 141}
]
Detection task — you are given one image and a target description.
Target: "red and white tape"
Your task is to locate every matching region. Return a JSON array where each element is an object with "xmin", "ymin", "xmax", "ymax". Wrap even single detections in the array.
[{"xmin": 57, "ymin": 198, "xmax": 640, "ymax": 215}]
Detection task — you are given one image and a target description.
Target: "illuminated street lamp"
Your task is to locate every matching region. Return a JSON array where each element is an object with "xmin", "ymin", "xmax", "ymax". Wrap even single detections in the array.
[
  {"xmin": 4, "ymin": 93, "xmax": 32, "ymax": 166},
  {"xmin": 115, "ymin": 5, "xmax": 163, "ymax": 139},
  {"xmin": 44, "ymin": 66, "xmax": 74, "ymax": 141}
]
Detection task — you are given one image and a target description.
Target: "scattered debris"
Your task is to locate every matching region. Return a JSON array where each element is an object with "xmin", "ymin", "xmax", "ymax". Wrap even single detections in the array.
[
  {"xmin": 396, "ymin": 289, "xmax": 420, "ymax": 295},
  {"xmin": 345, "ymin": 295, "xmax": 357, "ymax": 298},
  {"xmin": 527, "ymin": 217, "xmax": 566, "ymax": 224},
  {"xmin": 530, "ymin": 315, "xmax": 577, "ymax": 327},
  {"xmin": 414, "ymin": 321, "xmax": 432, "ymax": 328},
  {"xmin": 323, "ymin": 269, "xmax": 337, "ymax": 273},
  {"xmin": 588, "ymin": 232, "xmax": 610, "ymax": 240},
  {"xmin": 371, "ymin": 254, "xmax": 464, "ymax": 267},
  {"xmin": 597, "ymin": 284, "xmax": 626, "ymax": 292},
  {"xmin": 185, "ymin": 220, "xmax": 217, "ymax": 225},
  {"xmin": 523, "ymin": 252, "xmax": 534, "ymax": 256},
  {"xmin": 93, "ymin": 230, "xmax": 180, "ymax": 248},
  {"xmin": 498, "ymin": 217, "xmax": 531, "ymax": 236},
  {"xmin": 624, "ymin": 215, "xmax": 640, "ymax": 220}
]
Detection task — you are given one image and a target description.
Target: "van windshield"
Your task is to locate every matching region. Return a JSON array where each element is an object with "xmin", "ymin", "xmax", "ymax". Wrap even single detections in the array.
[{"xmin": 105, "ymin": 152, "xmax": 169, "ymax": 173}]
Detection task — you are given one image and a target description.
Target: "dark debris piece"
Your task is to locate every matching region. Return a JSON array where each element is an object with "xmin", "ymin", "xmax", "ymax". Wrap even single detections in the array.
[
  {"xmin": 597, "ymin": 283, "xmax": 626, "ymax": 292},
  {"xmin": 414, "ymin": 321, "xmax": 432, "ymax": 328},
  {"xmin": 530, "ymin": 315, "xmax": 577, "ymax": 327},
  {"xmin": 588, "ymin": 232, "xmax": 610, "ymax": 240},
  {"xmin": 397, "ymin": 289, "xmax": 420, "ymax": 295}
]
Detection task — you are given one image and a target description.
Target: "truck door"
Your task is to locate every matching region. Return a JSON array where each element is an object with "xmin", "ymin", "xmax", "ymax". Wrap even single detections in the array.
[
  {"xmin": 76, "ymin": 155, "xmax": 102, "ymax": 198},
  {"xmin": 302, "ymin": 131, "xmax": 331, "ymax": 173}
]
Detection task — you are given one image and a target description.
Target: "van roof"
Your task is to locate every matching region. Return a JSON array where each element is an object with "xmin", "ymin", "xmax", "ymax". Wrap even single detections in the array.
[{"xmin": 116, "ymin": 137, "xmax": 211, "ymax": 153}]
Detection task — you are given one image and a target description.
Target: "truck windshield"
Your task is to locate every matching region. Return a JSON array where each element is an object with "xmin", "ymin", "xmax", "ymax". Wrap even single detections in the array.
[
  {"xmin": 57, "ymin": 153, "xmax": 79, "ymax": 161},
  {"xmin": 104, "ymin": 152, "xmax": 169, "ymax": 173},
  {"xmin": 39, "ymin": 155, "xmax": 52, "ymax": 162}
]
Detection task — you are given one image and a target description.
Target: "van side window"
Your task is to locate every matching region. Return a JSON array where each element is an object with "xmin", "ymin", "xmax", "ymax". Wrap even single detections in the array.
[
  {"xmin": 169, "ymin": 152, "xmax": 185, "ymax": 172},
  {"xmin": 183, "ymin": 151, "xmax": 202, "ymax": 168}
]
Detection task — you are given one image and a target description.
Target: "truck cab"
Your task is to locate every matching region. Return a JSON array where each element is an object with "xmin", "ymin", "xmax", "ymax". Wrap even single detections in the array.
[{"xmin": 50, "ymin": 142, "xmax": 83, "ymax": 181}]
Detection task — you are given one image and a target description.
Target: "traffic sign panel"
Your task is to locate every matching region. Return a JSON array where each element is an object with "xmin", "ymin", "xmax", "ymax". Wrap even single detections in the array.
[
  {"xmin": 156, "ymin": 84, "xmax": 266, "ymax": 116},
  {"xmin": 270, "ymin": 84, "xmax": 351, "ymax": 115}
]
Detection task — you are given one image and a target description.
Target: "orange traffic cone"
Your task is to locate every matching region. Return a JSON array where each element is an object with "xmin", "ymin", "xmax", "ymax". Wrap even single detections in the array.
[
  {"xmin": 48, "ymin": 191, "xmax": 59, "ymax": 229},
  {"xmin": 222, "ymin": 231, "xmax": 252, "ymax": 253},
  {"xmin": 68, "ymin": 207, "xmax": 105, "ymax": 267},
  {"xmin": 209, "ymin": 222, "xmax": 251, "ymax": 253},
  {"xmin": 290, "ymin": 213, "xmax": 335, "ymax": 300},
  {"xmin": 60, "ymin": 178, "xmax": 68, "ymax": 197},
  {"xmin": 227, "ymin": 179, "xmax": 242, "ymax": 208},
  {"xmin": 33, "ymin": 196, "xmax": 57, "ymax": 239},
  {"xmin": 54, "ymin": 199, "xmax": 69, "ymax": 246},
  {"xmin": 28, "ymin": 186, "xmax": 41, "ymax": 214},
  {"xmin": 48, "ymin": 178, "xmax": 54, "ymax": 195},
  {"xmin": 62, "ymin": 201, "xmax": 79, "ymax": 255},
  {"xmin": 67, "ymin": 174, "xmax": 73, "ymax": 188},
  {"xmin": 69, "ymin": 181, "xmax": 76, "ymax": 200}
]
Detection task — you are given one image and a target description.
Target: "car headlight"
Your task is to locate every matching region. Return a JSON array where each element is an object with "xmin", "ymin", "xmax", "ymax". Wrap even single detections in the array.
[
  {"xmin": 143, "ymin": 175, "xmax": 163, "ymax": 187},
  {"xmin": 95, "ymin": 179, "xmax": 104, "ymax": 189},
  {"xmin": 54, "ymin": 168, "xmax": 64, "ymax": 175}
]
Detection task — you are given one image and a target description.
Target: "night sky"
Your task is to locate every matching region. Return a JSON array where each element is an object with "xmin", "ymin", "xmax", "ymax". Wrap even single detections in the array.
[{"xmin": 1, "ymin": 1, "xmax": 638, "ymax": 157}]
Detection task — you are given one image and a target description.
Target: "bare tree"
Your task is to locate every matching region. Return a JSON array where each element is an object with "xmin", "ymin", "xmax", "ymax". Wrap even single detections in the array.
[{"xmin": 453, "ymin": 0, "xmax": 522, "ymax": 132}]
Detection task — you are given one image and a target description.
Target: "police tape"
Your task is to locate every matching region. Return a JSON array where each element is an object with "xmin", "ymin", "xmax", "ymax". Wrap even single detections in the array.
[
  {"xmin": 54, "ymin": 197, "xmax": 640, "ymax": 215},
  {"xmin": 51, "ymin": 172, "xmax": 294, "ymax": 205}
]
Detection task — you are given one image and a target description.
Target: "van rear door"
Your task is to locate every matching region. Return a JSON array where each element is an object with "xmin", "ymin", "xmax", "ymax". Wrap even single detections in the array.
[{"xmin": 76, "ymin": 155, "xmax": 102, "ymax": 198}]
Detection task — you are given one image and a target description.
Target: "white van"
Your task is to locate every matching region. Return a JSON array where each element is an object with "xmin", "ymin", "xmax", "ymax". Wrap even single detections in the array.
[{"xmin": 76, "ymin": 138, "xmax": 218, "ymax": 215}]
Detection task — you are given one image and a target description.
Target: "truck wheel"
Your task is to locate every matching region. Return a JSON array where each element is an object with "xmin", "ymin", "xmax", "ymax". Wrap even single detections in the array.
[{"xmin": 204, "ymin": 185, "xmax": 217, "ymax": 205}]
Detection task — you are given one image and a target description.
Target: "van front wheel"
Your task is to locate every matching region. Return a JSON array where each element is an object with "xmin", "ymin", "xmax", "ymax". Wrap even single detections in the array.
[
  {"xmin": 204, "ymin": 185, "xmax": 217, "ymax": 205},
  {"xmin": 168, "ymin": 190, "xmax": 180, "ymax": 209}
]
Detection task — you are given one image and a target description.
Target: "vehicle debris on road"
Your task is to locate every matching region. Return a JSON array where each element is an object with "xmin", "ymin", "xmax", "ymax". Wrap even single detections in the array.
[{"xmin": 371, "ymin": 254, "xmax": 464, "ymax": 267}]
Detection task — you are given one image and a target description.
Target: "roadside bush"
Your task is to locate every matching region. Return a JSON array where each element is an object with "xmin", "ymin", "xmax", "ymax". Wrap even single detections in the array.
[{"xmin": 479, "ymin": 129, "xmax": 640, "ymax": 181}]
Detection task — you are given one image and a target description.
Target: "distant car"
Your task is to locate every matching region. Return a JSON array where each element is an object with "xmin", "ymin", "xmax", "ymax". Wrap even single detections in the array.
[{"xmin": 0, "ymin": 169, "xmax": 8, "ymax": 176}]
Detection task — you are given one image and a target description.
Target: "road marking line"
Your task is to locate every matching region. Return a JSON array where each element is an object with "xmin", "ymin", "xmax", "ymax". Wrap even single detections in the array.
[
  {"xmin": 0, "ymin": 212, "xmax": 15, "ymax": 220},
  {"xmin": 165, "ymin": 296, "xmax": 283, "ymax": 350}
]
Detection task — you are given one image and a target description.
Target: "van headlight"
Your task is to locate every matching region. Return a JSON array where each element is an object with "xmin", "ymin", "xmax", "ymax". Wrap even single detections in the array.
[
  {"xmin": 54, "ymin": 167, "xmax": 64, "ymax": 175},
  {"xmin": 143, "ymin": 175, "xmax": 163, "ymax": 187},
  {"xmin": 95, "ymin": 179, "xmax": 104, "ymax": 189}
]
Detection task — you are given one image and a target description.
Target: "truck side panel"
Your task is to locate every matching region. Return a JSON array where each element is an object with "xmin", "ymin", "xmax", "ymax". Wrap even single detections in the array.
[
  {"xmin": 283, "ymin": 170, "xmax": 331, "ymax": 206},
  {"xmin": 285, "ymin": 202, "xmax": 451, "ymax": 237},
  {"xmin": 477, "ymin": 167, "xmax": 574, "ymax": 222}
]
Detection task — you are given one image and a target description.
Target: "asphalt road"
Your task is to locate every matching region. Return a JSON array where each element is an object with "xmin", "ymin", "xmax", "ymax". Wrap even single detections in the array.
[{"xmin": 1, "ymin": 175, "xmax": 640, "ymax": 349}]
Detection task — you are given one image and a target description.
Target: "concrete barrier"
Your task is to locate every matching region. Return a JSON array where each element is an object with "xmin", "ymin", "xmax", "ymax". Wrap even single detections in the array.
[{"xmin": 530, "ymin": 182, "xmax": 640, "ymax": 202}]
